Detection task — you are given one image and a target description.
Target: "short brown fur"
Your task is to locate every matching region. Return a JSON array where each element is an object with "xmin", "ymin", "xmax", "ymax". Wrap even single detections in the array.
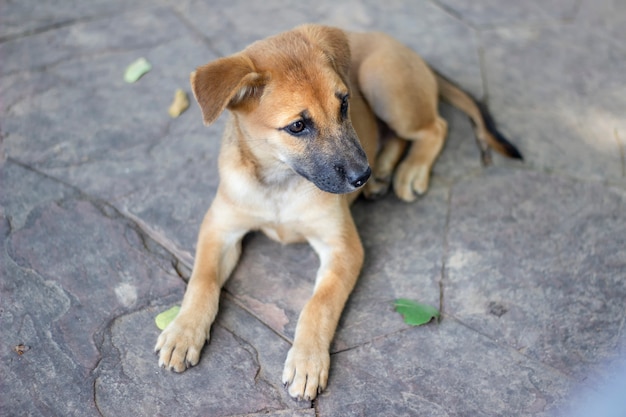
[{"xmin": 155, "ymin": 24, "xmax": 521, "ymax": 401}]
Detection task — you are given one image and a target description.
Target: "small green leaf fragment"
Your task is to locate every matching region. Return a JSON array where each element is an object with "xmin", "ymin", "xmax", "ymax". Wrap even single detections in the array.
[
  {"xmin": 394, "ymin": 298, "xmax": 440, "ymax": 326},
  {"xmin": 124, "ymin": 57, "xmax": 152, "ymax": 83},
  {"xmin": 155, "ymin": 305, "xmax": 180, "ymax": 330}
]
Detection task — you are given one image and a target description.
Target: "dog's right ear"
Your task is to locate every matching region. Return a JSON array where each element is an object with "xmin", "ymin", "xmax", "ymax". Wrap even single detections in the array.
[
  {"xmin": 297, "ymin": 25, "xmax": 351, "ymax": 84},
  {"xmin": 190, "ymin": 54, "xmax": 267, "ymax": 125}
]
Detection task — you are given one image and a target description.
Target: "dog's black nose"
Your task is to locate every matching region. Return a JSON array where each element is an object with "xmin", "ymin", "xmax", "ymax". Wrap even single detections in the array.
[{"xmin": 349, "ymin": 167, "xmax": 371, "ymax": 188}]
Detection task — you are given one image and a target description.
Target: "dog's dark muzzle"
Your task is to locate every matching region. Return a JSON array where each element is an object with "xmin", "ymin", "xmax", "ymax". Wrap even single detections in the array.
[
  {"xmin": 291, "ymin": 126, "xmax": 371, "ymax": 194},
  {"xmin": 337, "ymin": 165, "xmax": 371, "ymax": 189},
  {"xmin": 308, "ymin": 146, "xmax": 371, "ymax": 194}
]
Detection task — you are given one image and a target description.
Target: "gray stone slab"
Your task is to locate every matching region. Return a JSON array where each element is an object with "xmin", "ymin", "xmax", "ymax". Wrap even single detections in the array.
[
  {"xmin": 435, "ymin": 0, "xmax": 579, "ymax": 27},
  {"xmin": 172, "ymin": 0, "xmax": 329, "ymax": 56},
  {"xmin": 0, "ymin": 7, "xmax": 188, "ymax": 76},
  {"xmin": 3, "ymin": 7, "xmax": 218, "ymax": 200},
  {"xmin": 495, "ymin": 107, "xmax": 623, "ymax": 183},
  {"xmin": 445, "ymin": 168, "xmax": 626, "ymax": 378},
  {"xmin": 3, "ymin": 0, "xmax": 626, "ymax": 415},
  {"xmin": 318, "ymin": 319, "xmax": 573, "ymax": 417},
  {"xmin": 0, "ymin": 0, "xmax": 166, "ymax": 39},
  {"xmin": 95, "ymin": 299, "xmax": 310, "ymax": 417},
  {"xmin": 0, "ymin": 161, "xmax": 182, "ymax": 415},
  {"xmin": 575, "ymin": 0, "xmax": 626, "ymax": 43},
  {"xmin": 113, "ymin": 110, "xmax": 226, "ymax": 264},
  {"xmin": 481, "ymin": 23, "xmax": 626, "ymax": 182},
  {"xmin": 482, "ymin": 23, "xmax": 626, "ymax": 115},
  {"xmin": 0, "ymin": 161, "xmax": 79, "ymax": 229},
  {"xmin": 174, "ymin": 0, "xmax": 484, "ymax": 97},
  {"xmin": 1, "ymin": 7, "xmax": 220, "ymax": 237}
]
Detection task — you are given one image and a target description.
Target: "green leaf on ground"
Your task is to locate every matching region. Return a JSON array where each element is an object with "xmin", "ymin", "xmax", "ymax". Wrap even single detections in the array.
[
  {"xmin": 394, "ymin": 298, "xmax": 440, "ymax": 326},
  {"xmin": 124, "ymin": 57, "xmax": 152, "ymax": 83},
  {"xmin": 155, "ymin": 305, "xmax": 180, "ymax": 330}
]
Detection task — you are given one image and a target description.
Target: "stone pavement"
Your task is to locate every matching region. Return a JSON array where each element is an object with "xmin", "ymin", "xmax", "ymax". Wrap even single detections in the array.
[{"xmin": 1, "ymin": 0, "xmax": 625, "ymax": 416}]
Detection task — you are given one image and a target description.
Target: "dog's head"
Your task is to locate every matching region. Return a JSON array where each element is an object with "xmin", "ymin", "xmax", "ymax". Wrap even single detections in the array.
[{"xmin": 190, "ymin": 25, "xmax": 371, "ymax": 194}]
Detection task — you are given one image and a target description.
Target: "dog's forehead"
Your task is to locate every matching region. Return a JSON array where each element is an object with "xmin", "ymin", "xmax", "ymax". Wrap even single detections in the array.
[{"xmin": 247, "ymin": 37, "xmax": 348, "ymax": 125}]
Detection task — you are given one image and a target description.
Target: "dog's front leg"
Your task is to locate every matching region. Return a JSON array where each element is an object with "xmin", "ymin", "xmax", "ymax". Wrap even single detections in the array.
[
  {"xmin": 282, "ymin": 216, "xmax": 364, "ymax": 400},
  {"xmin": 155, "ymin": 201, "xmax": 246, "ymax": 372}
]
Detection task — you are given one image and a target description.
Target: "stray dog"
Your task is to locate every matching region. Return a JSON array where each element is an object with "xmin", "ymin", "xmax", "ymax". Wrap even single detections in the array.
[{"xmin": 155, "ymin": 24, "xmax": 522, "ymax": 400}]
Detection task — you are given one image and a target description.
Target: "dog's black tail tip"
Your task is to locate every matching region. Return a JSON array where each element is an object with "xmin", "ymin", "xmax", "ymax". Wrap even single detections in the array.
[
  {"xmin": 477, "ymin": 102, "xmax": 524, "ymax": 161},
  {"xmin": 497, "ymin": 134, "xmax": 524, "ymax": 161},
  {"xmin": 507, "ymin": 144, "xmax": 524, "ymax": 161}
]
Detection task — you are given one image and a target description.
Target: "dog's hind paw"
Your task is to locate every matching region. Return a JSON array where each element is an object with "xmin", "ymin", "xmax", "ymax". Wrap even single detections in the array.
[
  {"xmin": 393, "ymin": 162, "xmax": 430, "ymax": 202},
  {"xmin": 282, "ymin": 344, "xmax": 330, "ymax": 401},
  {"xmin": 154, "ymin": 314, "xmax": 208, "ymax": 372}
]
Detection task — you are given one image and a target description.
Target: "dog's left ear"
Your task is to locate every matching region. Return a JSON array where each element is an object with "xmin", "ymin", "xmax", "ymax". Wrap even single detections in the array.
[{"xmin": 297, "ymin": 25, "xmax": 351, "ymax": 82}]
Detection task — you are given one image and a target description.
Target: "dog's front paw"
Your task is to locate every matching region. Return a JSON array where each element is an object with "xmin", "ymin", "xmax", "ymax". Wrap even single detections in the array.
[
  {"xmin": 282, "ymin": 344, "xmax": 330, "ymax": 401},
  {"xmin": 393, "ymin": 162, "xmax": 430, "ymax": 202},
  {"xmin": 154, "ymin": 313, "xmax": 208, "ymax": 372}
]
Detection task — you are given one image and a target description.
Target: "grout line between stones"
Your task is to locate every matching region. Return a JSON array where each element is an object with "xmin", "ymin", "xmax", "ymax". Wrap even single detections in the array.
[
  {"xmin": 4, "ymin": 157, "xmax": 191, "ymax": 281},
  {"xmin": 118, "ymin": 208, "xmax": 195, "ymax": 276},
  {"xmin": 330, "ymin": 325, "xmax": 418, "ymax": 357},
  {"xmin": 476, "ymin": 33, "xmax": 490, "ymax": 102},
  {"xmin": 169, "ymin": 6, "xmax": 225, "ymax": 58},
  {"xmin": 428, "ymin": 0, "xmax": 580, "ymax": 31},
  {"xmin": 614, "ymin": 128, "xmax": 626, "ymax": 178},
  {"xmin": 447, "ymin": 313, "xmax": 575, "ymax": 380},
  {"xmin": 92, "ymin": 378, "xmax": 105, "ymax": 417},
  {"xmin": 0, "ymin": 16, "xmax": 100, "ymax": 44},
  {"xmin": 224, "ymin": 292, "xmax": 294, "ymax": 346},
  {"xmin": 428, "ymin": 0, "xmax": 479, "ymax": 31},
  {"xmin": 438, "ymin": 184, "xmax": 453, "ymax": 316},
  {"xmin": 0, "ymin": 4, "xmax": 157, "ymax": 44},
  {"xmin": 567, "ymin": 0, "xmax": 585, "ymax": 23}
]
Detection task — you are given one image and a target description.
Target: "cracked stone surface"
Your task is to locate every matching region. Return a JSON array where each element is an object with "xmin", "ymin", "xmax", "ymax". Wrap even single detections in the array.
[
  {"xmin": 319, "ymin": 319, "xmax": 574, "ymax": 416},
  {"xmin": 1, "ymin": 0, "xmax": 625, "ymax": 416},
  {"xmin": 96, "ymin": 300, "xmax": 308, "ymax": 416}
]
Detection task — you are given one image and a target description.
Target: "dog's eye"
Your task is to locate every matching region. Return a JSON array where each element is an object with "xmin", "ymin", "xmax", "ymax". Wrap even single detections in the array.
[
  {"xmin": 287, "ymin": 120, "xmax": 306, "ymax": 135},
  {"xmin": 340, "ymin": 95, "xmax": 349, "ymax": 118}
]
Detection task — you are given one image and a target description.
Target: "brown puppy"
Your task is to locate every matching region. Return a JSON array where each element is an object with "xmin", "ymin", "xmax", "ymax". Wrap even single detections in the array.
[{"xmin": 155, "ymin": 24, "xmax": 522, "ymax": 401}]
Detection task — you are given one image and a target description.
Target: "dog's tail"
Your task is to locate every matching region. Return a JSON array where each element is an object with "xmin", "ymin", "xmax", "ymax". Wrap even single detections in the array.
[{"xmin": 435, "ymin": 72, "xmax": 523, "ymax": 164}]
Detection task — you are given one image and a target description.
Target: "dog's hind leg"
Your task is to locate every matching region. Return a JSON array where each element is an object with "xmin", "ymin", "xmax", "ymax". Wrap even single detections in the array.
[
  {"xmin": 352, "ymin": 33, "xmax": 444, "ymax": 201},
  {"xmin": 392, "ymin": 116, "xmax": 447, "ymax": 202}
]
